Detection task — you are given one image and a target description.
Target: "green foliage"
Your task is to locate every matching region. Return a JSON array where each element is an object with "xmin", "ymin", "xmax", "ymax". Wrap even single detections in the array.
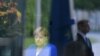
[
  {"xmin": 26, "ymin": 0, "xmax": 35, "ymax": 36},
  {"xmin": 26, "ymin": 0, "xmax": 100, "ymax": 37},
  {"xmin": 92, "ymin": 0, "xmax": 100, "ymax": 9},
  {"xmin": 26, "ymin": 0, "xmax": 51, "ymax": 37},
  {"xmin": 24, "ymin": 37, "xmax": 34, "ymax": 48},
  {"xmin": 75, "ymin": 0, "xmax": 100, "ymax": 10},
  {"xmin": 41, "ymin": 0, "xmax": 51, "ymax": 28}
]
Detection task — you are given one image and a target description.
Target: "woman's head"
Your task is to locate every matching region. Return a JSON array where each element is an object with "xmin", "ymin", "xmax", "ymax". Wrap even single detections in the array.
[{"xmin": 34, "ymin": 27, "xmax": 48, "ymax": 47}]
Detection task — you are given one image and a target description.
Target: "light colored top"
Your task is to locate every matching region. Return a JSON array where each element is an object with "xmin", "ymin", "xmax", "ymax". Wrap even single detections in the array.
[
  {"xmin": 23, "ymin": 44, "xmax": 57, "ymax": 56},
  {"xmin": 36, "ymin": 48, "xmax": 42, "ymax": 56}
]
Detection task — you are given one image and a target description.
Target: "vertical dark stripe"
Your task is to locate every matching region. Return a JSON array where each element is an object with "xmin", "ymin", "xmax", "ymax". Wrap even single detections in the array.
[{"xmin": 49, "ymin": 0, "xmax": 73, "ymax": 56}]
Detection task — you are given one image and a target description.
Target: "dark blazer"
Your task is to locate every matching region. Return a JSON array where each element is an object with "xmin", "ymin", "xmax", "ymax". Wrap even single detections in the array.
[
  {"xmin": 77, "ymin": 33, "xmax": 92, "ymax": 49},
  {"xmin": 77, "ymin": 33, "xmax": 94, "ymax": 56},
  {"xmin": 63, "ymin": 41, "xmax": 94, "ymax": 56}
]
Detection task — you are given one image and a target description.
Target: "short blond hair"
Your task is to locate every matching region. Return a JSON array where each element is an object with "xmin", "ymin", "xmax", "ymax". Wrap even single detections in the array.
[{"xmin": 34, "ymin": 27, "xmax": 48, "ymax": 37}]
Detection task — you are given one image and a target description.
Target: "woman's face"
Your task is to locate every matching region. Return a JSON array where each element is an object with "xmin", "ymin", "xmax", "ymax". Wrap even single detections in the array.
[{"xmin": 34, "ymin": 33, "xmax": 47, "ymax": 47}]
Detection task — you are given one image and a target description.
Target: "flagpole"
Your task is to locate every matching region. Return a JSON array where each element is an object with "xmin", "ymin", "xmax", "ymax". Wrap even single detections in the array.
[{"xmin": 35, "ymin": 0, "xmax": 41, "ymax": 29}]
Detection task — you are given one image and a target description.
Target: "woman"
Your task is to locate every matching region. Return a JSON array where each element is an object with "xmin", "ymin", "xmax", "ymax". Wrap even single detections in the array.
[{"xmin": 24, "ymin": 27, "xmax": 57, "ymax": 56}]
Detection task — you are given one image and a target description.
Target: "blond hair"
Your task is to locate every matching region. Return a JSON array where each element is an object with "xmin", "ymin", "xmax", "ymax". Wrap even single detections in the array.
[{"xmin": 34, "ymin": 27, "xmax": 48, "ymax": 37}]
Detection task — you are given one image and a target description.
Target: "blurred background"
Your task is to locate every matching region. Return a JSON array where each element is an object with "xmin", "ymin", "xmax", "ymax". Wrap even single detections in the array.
[
  {"xmin": 24, "ymin": 0, "xmax": 100, "ymax": 56},
  {"xmin": 24, "ymin": 0, "xmax": 51, "ymax": 48},
  {"xmin": 75, "ymin": 0, "xmax": 100, "ymax": 56}
]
